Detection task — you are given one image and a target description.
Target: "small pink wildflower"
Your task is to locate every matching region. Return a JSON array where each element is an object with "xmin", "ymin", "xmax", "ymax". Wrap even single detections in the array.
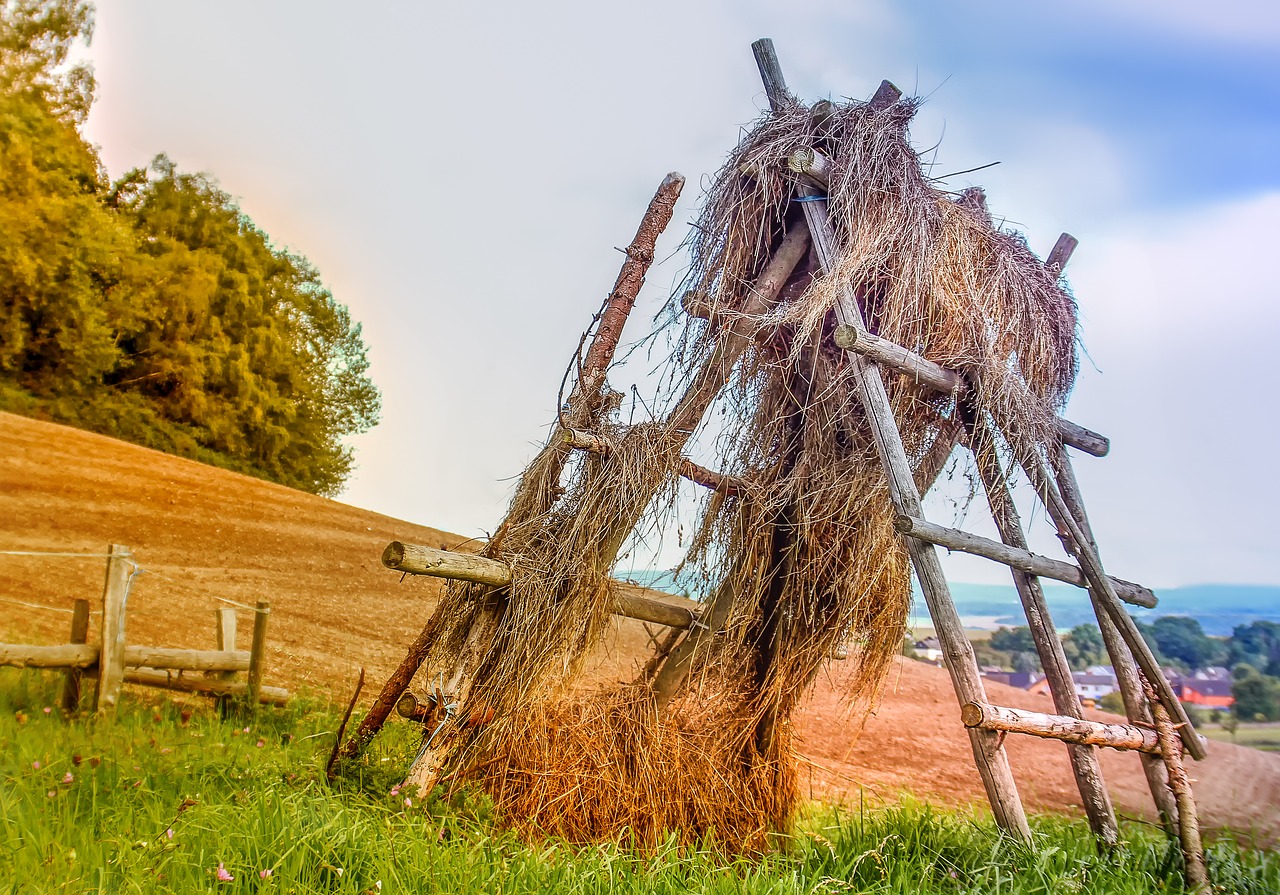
[
  {"xmin": 256, "ymin": 739, "xmax": 265, "ymax": 748},
  {"xmin": 403, "ymin": 796, "xmax": 412, "ymax": 808},
  {"xmin": 259, "ymin": 868, "xmax": 273, "ymax": 879},
  {"xmin": 42, "ymin": 707, "xmax": 52, "ymax": 715},
  {"xmin": 216, "ymin": 863, "xmax": 233, "ymax": 881},
  {"xmin": 31, "ymin": 761, "xmax": 40, "ymax": 770},
  {"xmin": 242, "ymin": 727, "xmax": 250, "ymax": 734},
  {"xmin": 389, "ymin": 784, "xmax": 400, "ymax": 797},
  {"xmin": 61, "ymin": 772, "xmax": 73, "ymax": 784},
  {"xmin": 166, "ymin": 829, "xmax": 174, "ymax": 840},
  {"xmin": 46, "ymin": 790, "xmax": 56, "ymax": 798}
]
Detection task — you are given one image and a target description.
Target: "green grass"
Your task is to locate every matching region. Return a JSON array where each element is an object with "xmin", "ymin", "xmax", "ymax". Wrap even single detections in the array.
[
  {"xmin": 0, "ymin": 670, "xmax": 1275, "ymax": 894},
  {"xmin": 1200, "ymin": 723, "xmax": 1280, "ymax": 752}
]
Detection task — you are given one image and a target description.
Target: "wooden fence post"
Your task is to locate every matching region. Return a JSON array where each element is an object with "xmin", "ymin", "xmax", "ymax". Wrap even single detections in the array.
[
  {"xmin": 214, "ymin": 607, "xmax": 237, "ymax": 718},
  {"xmin": 60, "ymin": 598, "xmax": 91, "ymax": 713},
  {"xmin": 244, "ymin": 601, "xmax": 269, "ymax": 710},
  {"xmin": 94, "ymin": 545, "xmax": 133, "ymax": 715}
]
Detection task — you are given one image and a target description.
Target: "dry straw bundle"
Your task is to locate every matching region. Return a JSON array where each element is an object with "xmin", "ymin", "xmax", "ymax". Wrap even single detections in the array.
[{"xmin": 409, "ymin": 92, "xmax": 1078, "ymax": 852}]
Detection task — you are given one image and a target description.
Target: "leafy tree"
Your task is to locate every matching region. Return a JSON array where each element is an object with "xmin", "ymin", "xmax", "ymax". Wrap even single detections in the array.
[
  {"xmin": 1231, "ymin": 664, "xmax": 1280, "ymax": 722},
  {"xmin": 1227, "ymin": 621, "xmax": 1280, "ymax": 677},
  {"xmin": 1147, "ymin": 616, "xmax": 1223, "ymax": 670},
  {"xmin": 0, "ymin": 2, "xmax": 380, "ymax": 495},
  {"xmin": 1061, "ymin": 623, "xmax": 1106, "ymax": 671},
  {"xmin": 989, "ymin": 626, "xmax": 1036, "ymax": 654}
]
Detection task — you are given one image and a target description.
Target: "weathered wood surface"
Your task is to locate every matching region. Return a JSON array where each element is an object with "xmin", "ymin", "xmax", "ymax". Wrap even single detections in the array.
[
  {"xmin": 1149, "ymin": 682, "xmax": 1210, "ymax": 894},
  {"xmin": 1019, "ymin": 449, "xmax": 1205, "ymax": 760},
  {"xmin": 246, "ymin": 601, "xmax": 270, "ymax": 709},
  {"xmin": 126, "ymin": 646, "xmax": 251, "ymax": 671},
  {"xmin": 213, "ymin": 606, "xmax": 238, "ymax": 717},
  {"xmin": 0, "ymin": 642, "xmax": 252, "ymax": 671},
  {"xmin": 382, "ymin": 542, "xmax": 509, "ymax": 587},
  {"xmin": 795, "ymin": 177, "xmax": 1031, "ymax": 841},
  {"xmin": 1045, "ymin": 232, "xmax": 1079, "ymax": 277},
  {"xmin": 112, "ymin": 667, "xmax": 290, "ymax": 706},
  {"xmin": 962, "ymin": 702, "xmax": 1160, "ymax": 753},
  {"xmin": 966, "ymin": 414, "xmax": 1118, "ymax": 847},
  {"xmin": 1053, "ymin": 444, "xmax": 1179, "ymax": 829},
  {"xmin": 894, "ymin": 514, "xmax": 1157, "ymax": 608},
  {"xmin": 751, "ymin": 38, "xmax": 792, "ymax": 111},
  {"xmin": 382, "ymin": 542, "xmax": 703, "ymax": 630},
  {"xmin": 1, "ymin": 642, "xmax": 97, "ymax": 668},
  {"xmin": 832, "ymin": 324, "xmax": 1109, "ymax": 457},
  {"xmin": 577, "ymin": 172, "xmax": 685, "ymax": 407},
  {"xmin": 352, "ymin": 172, "xmax": 691, "ymax": 762},
  {"xmin": 94, "ymin": 544, "xmax": 132, "ymax": 715},
  {"xmin": 61, "ymin": 598, "xmax": 90, "ymax": 711}
]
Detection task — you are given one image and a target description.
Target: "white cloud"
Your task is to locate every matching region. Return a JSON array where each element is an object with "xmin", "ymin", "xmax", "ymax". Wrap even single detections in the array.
[{"xmin": 1074, "ymin": 0, "xmax": 1280, "ymax": 47}]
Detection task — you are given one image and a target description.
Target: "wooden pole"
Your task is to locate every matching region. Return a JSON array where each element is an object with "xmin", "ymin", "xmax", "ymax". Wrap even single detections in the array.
[
  {"xmin": 98, "ymin": 667, "xmax": 289, "ymax": 705},
  {"xmin": 1018, "ymin": 448, "xmax": 1204, "ymax": 759},
  {"xmin": 832, "ymin": 324, "xmax": 1109, "ymax": 457},
  {"xmin": 60, "ymin": 598, "xmax": 90, "ymax": 713},
  {"xmin": 893, "ymin": 515, "xmax": 1156, "ymax": 608},
  {"xmin": 966, "ymin": 414, "xmax": 1118, "ymax": 847},
  {"xmin": 214, "ymin": 607, "xmax": 237, "ymax": 717},
  {"xmin": 381, "ymin": 542, "xmax": 702, "ymax": 630},
  {"xmin": 1148, "ymin": 679, "xmax": 1210, "ymax": 894},
  {"xmin": 751, "ymin": 38, "xmax": 792, "ymax": 111},
  {"xmin": 1, "ymin": 642, "xmax": 98, "ymax": 668},
  {"xmin": 795, "ymin": 178, "xmax": 1031, "ymax": 840},
  {"xmin": 963, "ymin": 702, "xmax": 1161, "ymax": 753},
  {"xmin": 245, "ymin": 601, "xmax": 270, "ymax": 712},
  {"xmin": 1053, "ymin": 444, "xmax": 1180, "ymax": 831},
  {"xmin": 352, "ymin": 173, "xmax": 688, "ymax": 761},
  {"xmin": 94, "ymin": 544, "xmax": 132, "ymax": 715}
]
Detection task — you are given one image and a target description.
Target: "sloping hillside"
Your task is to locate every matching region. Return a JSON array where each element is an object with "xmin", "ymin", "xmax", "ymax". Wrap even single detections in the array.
[{"xmin": 1, "ymin": 411, "xmax": 1276, "ymax": 843}]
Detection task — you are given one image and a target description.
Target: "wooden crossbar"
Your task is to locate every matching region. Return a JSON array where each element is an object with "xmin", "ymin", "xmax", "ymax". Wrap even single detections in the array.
[
  {"xmin": 832, "ymin": 325, "xmax": 1109, "ymax": 457},
  {"xmin": 381, "ymin": 542, "xmax": 702, "ymax": 630},
  {"xmin": 962, "ymin": 702, "xmax": 1163, "ymax": 753},
  {"xmin": 894, "ymin": 515, "xmax": 1157, "ymax": 608}
]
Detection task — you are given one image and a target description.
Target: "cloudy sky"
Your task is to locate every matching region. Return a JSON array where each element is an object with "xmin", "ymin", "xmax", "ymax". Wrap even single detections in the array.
[{"xmin": 82, "ymin": 1, "xmax": 1279, "ymax": 588}]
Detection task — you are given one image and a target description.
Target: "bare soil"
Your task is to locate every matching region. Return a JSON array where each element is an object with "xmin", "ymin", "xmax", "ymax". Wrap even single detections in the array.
[{"xmin": 2, "ymin": 410, "xmax": 1276, "ymax": 845}]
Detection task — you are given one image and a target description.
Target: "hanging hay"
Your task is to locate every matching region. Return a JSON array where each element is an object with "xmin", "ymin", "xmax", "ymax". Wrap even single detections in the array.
[{"xmin": 402, "ymin": 88, "xmax": 1078, "ymax": 852}]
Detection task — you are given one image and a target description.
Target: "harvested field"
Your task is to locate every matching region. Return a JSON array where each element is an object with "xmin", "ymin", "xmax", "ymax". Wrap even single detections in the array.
[{"xmin": 2, "ymin": 410, "xmax": 1277, "ymax": 845}]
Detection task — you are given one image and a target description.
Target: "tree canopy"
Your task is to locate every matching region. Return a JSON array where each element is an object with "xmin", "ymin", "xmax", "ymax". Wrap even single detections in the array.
[{"xmin": 0, "ymin": 1, "xmax": 379, "ymax": 495}]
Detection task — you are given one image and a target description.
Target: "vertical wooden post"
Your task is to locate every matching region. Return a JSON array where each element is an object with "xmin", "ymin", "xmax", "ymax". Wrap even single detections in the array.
[
  {"xmin": 796, "ymin": 185, "xmax": 1031, "ymax": 840},
  {"xmin": 214, "ymin": 607, "xmax": 237, "ymax": 718},
  {"xmin": 967, "ymin": 414, "xmax": 1118, "ymax": 848},
  {"xmin": 245, "ymin": 601, "xmax": 269, "ymax": 709},
  {"xmin": 1053, "ymin": 445, "xmax": 1179, "ymax": 831},
  {"xmin": 94, "ymin": 545, "xmax": 132, "ymax": 715},
  {"xmin": 60, "ymin": 598, "xmax": 91, "ymax": 713}
]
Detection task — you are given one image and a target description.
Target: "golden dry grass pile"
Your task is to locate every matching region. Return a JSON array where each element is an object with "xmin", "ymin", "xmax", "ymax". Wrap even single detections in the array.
[{"xmin": 404, "ymin": 92, "xmax": 1078, "ymax": 852}]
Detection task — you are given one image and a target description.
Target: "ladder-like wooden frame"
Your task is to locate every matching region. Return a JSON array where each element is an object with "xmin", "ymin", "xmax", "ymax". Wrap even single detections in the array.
[{"xmin": 352, "ymin": 38, "xmax": 1210, "ymax": 893}]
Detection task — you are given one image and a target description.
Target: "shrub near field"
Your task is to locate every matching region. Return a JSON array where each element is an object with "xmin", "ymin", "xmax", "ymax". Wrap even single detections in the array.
[{"xmin": 1, "ymin": 673, "xmax": 1278, "ymax": 894}]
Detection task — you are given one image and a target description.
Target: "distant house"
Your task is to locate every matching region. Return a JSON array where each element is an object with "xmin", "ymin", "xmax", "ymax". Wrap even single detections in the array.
[
  {"xmin": 1072, "ymin": 671, "xmax": 1118, "ymax": 702},
  {"xmin": 1180, "ymin": 679, "xmax": 1234, "ymax": 708},
  {"xmin": 983, "ymin": 671, "xmax": 1042, "ymax": 690},
  {"xmin": 913, "ymin": 637, "xmax": 943, "ymax": 663}
]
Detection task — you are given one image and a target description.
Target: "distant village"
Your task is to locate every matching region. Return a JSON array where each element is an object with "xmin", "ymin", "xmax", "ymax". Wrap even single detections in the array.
[{"xmin": 911, "ymin": 634, "xmax": 1236, "ymax": 712}]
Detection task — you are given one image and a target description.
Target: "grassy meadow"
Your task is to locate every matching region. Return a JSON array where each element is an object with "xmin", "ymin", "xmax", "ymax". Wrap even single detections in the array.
[{"xmin": 1, "ymin": 671, "xmax": 1276, "ymax": 894}]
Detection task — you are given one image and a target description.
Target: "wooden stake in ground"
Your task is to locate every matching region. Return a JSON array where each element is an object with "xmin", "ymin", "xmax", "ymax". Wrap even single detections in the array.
[
  {"xmin": 60, "ymin": 598, "xmax": 90, "ymax": 713},
  {"xmin": 1146, "ymin": 676, "xmax": 1210, "ymax": 894},
  {"xmin": 94, "ymin": 544, "xmax": 133, "ymax": 715}
]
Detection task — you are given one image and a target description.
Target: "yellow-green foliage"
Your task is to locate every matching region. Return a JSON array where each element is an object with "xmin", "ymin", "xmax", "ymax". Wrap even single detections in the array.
[{"xmin": 0, "ymin": 1, "xmax": 379, "ymax": 495}]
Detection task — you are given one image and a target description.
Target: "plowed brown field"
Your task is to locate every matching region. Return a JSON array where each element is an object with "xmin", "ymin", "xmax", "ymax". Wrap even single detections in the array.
[{"xmin": 2, "ymin": 410, "xmax": 1276, "ymax": 844}]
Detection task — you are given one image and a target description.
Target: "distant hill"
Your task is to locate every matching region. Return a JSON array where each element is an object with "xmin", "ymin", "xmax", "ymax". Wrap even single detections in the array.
[{"xmin": 623, "ymin": 570, "xmax": 1280, "ymax": 637}]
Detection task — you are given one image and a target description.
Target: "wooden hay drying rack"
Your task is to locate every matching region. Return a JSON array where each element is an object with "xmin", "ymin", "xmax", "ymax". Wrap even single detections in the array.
[{"xmin": 348, "ymin": 40, "xmax": 1209, "ymax": 891}]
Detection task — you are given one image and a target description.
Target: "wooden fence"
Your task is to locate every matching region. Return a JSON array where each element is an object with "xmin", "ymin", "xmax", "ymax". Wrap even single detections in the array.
[{"xmin": 0, "ymin": 544, "xmax": 289, "ymax": 713}]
